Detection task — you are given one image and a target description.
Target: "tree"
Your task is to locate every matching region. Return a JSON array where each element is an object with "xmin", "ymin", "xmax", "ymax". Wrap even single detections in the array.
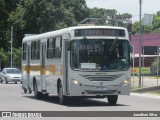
[
  {"xmin": 0, "ymin": 0, "xmax": 9, "ymax": 51},
  {"xmin": 119, "ymin": 13, "xmax": 132, "ymax": 20},
  {"xmin": 152, "ymin": 11, "xmax": 160, "ymax": 32},
  {"xmin": 1, "ymin": 0, "xmax": 89, "ymax": 69},
  {"xmin": 88, "ymin": 8, "xmax": 132, "ymax": 27},
  {"xmin": 0, "ymin": 0, "xmax": 20, "ymax": 50},
  {"xmin": 132, "ymin": 11, "xmax": 160, "ymax": 34},
  {"xmin": 62, "ymin": 0, "xmax": 89, "ymax": 22},
  {"xmin": 7, "ymin": 0, "xmax": 89, "ymax": 48},
  {"xmin": 12, "ymin": 48, "xmax": 22, "ymax": 69},
  {"xmin": 88, "ymin": 7, "xmax": 108, "ymax": 25},
  {"xmin": 87, "ymin": 8, "xmax": 119, "ymax": 25},
  {"xmin": 0, "ymin": 48, "xmax": 8, "ymax": 70}
]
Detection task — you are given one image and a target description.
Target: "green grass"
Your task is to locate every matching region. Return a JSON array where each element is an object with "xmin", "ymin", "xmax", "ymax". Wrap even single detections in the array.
[{"xmin": 143, "ymin": 90, "xmax": 160, "ymax": 95}]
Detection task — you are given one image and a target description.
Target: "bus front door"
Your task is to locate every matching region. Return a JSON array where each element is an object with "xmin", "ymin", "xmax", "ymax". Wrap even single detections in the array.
[{"xmin": 63, "ymin": 41, "xmax": 70, "ymax": 95}]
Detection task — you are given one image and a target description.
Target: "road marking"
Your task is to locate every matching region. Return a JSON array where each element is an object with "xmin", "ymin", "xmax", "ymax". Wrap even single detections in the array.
[{"xmin": 131, "ymin": 93, "xmax": 160, "ymax": 99}]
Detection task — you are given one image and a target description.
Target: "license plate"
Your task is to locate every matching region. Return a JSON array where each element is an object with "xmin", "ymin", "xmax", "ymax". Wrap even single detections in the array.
[{"xmin": 96, "ymin": 87, "xmax": 106, "ymax": 91}]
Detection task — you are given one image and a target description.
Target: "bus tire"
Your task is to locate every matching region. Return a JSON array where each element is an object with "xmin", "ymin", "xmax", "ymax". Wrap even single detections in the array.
[
  {"xmin": 34, "ymin": 81, "xmax": 42, "ymax": 99},
  {"xmin": 23, "ymin": 88, "xmax": 27, "ymax": 93},
  {"xmin": 29, "ymin": 90, "xmax": 32, "ymax": 94},
  {"xmin": 107, "ymin": 95, "xmax": 118, "ymax": 105},
  {"xmin": 58, "ymin": 82, "xmax": 66, "ymax": 105},
  {"xmin": 43, "ymin": 93, "xmax": 48, "ymax": 99}
]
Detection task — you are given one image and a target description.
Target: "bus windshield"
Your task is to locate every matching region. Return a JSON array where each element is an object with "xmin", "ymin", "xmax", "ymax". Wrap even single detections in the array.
[{"xmin": 71, "ymin": 39, "xmax": 130, "ymax": 71}]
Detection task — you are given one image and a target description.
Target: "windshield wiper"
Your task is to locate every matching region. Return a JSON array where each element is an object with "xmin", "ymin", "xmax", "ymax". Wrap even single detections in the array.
[
  {"xmin": 116, "ymin": 65, "xmax": 128, "ymax": 70},
  {"xmin": 109, "ymin": 37, "xmax": 118, "ymax": 52}
]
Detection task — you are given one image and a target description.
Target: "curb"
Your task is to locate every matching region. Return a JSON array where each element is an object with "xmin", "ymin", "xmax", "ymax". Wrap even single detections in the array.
[{"xmin": 131, "ymin": 85, "xmax": 160, "ymax": 92}]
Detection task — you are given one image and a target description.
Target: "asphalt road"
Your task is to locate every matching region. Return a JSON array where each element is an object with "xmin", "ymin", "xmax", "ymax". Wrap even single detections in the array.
[
  {"xmin": 0, "ymin": 83, "xmax": 160, "ymax": 120},
  {"xmin": 0, "ymin": 83, "xmax": 159, "ymax": 111}
]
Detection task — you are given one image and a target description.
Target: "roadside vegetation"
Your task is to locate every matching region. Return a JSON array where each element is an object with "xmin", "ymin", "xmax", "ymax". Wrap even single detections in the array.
[
  {"xmin": 143, "ymin": 90, "xmax": 160, "ymax": 95},
  {"xmin": 0, "ymin": 0, "xmax": 160, "ymax": 69}
]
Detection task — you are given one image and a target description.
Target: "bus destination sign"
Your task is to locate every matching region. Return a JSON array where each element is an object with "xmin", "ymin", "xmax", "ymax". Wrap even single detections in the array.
[{"xmin": 75, "ymin": 29, "xmax": 125, "ymax": 37}]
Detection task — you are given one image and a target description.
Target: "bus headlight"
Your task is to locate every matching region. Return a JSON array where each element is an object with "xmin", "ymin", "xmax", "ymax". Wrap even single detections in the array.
[
  {"xmin": 122, "ymin": 79, "xmax": 130, "ymax": 86},
  {"xmin": 123, "ymin": 80, "xmax": 128, "ymax": 84},
  {"xmin": 73, "ymin": 80, "xmax": 79, "ymax": 85}
]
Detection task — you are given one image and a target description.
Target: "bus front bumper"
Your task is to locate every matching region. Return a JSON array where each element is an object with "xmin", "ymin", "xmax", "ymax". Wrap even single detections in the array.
[{"xmin": 68, "ymin": 80, "xmax": 131, "ymax": 96}]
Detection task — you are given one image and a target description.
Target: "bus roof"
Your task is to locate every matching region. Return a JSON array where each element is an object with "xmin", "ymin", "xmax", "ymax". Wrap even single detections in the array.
[{"xmin": 22, "ymin": 26, "xmax": 127, "ymax": 42}]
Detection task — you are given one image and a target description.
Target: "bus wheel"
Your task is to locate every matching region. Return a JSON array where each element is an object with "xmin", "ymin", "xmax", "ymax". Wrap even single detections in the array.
[
  {"xmin": 58, "ymin": 82, "xmax": 66, "ymax": 105},
  {"xmin": 43, "ymin": 93, "xmax": 48, "ymax": 99},
  {"xmin": 29, "ymin": 90, "xmax": 32, "ymax": 94},
  {"xmin": 34, "ymin": 81, "xmax": 42, "ymax": 99},
  {"xmin": 23, "ymin": 88, "xmax": 27, "ymax": 93},
  {"xmin": 107, "ymin": 95, "xmax": 118, "ymax": 105}
]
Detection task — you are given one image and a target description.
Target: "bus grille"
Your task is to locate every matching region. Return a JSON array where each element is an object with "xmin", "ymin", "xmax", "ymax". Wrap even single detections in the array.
[
  {"xmin": 79, "ymin": 74, "xmax": 123, "ymax": 81},
  {"xmin": 85, "ymin": 90, "xmax": 118, "ymax": 94}
]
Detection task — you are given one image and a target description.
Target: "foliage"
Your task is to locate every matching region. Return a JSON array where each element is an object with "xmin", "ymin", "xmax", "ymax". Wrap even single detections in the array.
[
  {"xmin": 0, "ymin": 48, "xmax": 21, "ymax": 69},
  {"xmin": 0, "ymin": 48, "xmax": 8, "ymax": 62},
  {"xmin": 0, "ymin": 0, "xmax": 88, "ymax": 68},
  {"xmin": 1, "ymin": 0, "xmax": 160, "ymax": 69},
  {"xmin": 88, "ymin": 7, "xmax": 108, "ymax": 25},
  {"xmin": 6, "ymin": 0, "xmax": 88, "ymax": 48},
  {"xmin": 12, "ymin": 48, "xmax": 22, "ymax": 69},
  {"xmin": 152, "ymin": 13, "xmax": 160, "ymax": 32},
  {"xmin": 132, "ymin": 11, "xmax": 160, "ymax": 34},
  {"xmin": 0, "ymin": 48, "xmax": 9, "ymax": 70},
  {"xmin": 131, "ymin": 21, "xmax": 139, "ymax": 35},
  {"xmin": 0, "ymin": 0, "xmax": 20, "ymax": 50},
  {"xmin": 88, "ymin": 8, "xmax": 132, "ymax": 27}
]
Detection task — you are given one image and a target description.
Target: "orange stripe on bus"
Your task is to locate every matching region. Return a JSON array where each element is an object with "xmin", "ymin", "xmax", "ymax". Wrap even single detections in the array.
[
  {"xmin": 46, "ymin": 65, "xmax": 55, "ymax": 75},
  {"xmin": 60, "ymin": 65, "xmax": 63, "ymax": 75},
  {"xmin": 22, "ymin": 65, "xmax": 63, "ymax": 75},
  {"xmin": 41, "ymin": 67, "xmax": 46, "ymax": 75}
]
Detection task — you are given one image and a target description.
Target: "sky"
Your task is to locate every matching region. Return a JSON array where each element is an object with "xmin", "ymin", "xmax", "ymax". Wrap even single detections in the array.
[{"xmin": 86, "ymin": 0, "xmax": 160, "ymax": 22}]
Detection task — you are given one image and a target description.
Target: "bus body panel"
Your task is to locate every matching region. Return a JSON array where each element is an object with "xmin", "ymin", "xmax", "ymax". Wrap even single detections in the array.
[{"xmin": 66, "ymin": 66, "xmax": 131, "ymax": 96}]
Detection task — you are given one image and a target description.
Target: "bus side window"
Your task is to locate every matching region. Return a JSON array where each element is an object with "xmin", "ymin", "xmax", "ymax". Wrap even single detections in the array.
[
  {"xmin": 31, "ymin": 41, "xmax": 40, "ymax": 60},
  {"xmin": 23, "ymin": 43, "xmax": 27, "ymax": 60},
  {"xmin": 55, "ymin": 37, "xmax": 62, "ymax": 58},
  {"xmin": 47, "ymin": 38, "xmax": 55, "ymax": 59}
]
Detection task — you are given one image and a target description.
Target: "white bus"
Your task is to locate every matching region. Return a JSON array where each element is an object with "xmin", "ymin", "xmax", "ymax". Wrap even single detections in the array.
[{"xmin": 22, "ymin": 26, "xmax": 131, "ymax": 105}]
